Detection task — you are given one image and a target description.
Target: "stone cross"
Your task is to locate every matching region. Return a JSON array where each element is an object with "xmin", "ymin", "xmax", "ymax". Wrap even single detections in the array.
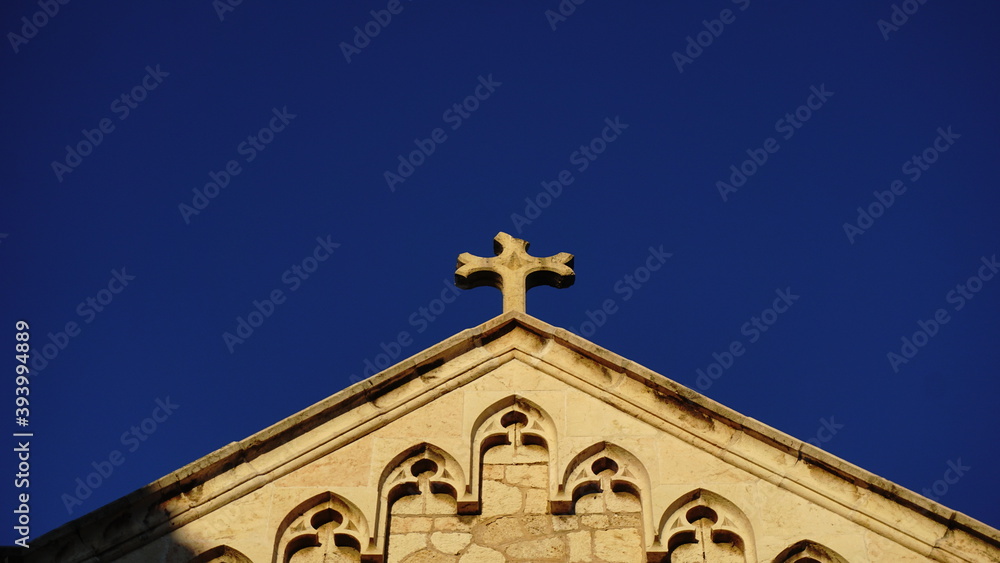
[{"xmin": 456, "ymin": 232, "xmax": 575, "ymax": 314}]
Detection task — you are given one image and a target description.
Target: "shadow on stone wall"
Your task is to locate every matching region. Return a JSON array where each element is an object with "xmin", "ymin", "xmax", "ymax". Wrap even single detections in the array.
[{"xmin": 0, "ymin": 480, "xmax": 203, "ymax": 563}]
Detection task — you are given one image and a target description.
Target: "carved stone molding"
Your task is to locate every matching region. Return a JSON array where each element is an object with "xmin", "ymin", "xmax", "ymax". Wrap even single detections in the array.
[{"xmin": 272, "ymin": 492, "xmax": 375, "ymax": 563}]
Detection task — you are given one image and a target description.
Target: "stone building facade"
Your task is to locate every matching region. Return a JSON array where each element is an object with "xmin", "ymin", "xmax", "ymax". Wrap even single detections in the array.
[{"xmin": 19, "ymin": 312, "xmax": 1000, "ymax": 562}]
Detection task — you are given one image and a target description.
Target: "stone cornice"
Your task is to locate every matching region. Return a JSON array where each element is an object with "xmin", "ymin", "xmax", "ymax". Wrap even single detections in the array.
[{"xmin": 24, "ymin": 312, "xmax": 1000, "ymax": 562}]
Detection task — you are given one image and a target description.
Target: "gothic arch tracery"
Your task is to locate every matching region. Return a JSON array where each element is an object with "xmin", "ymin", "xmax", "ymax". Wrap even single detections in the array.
[
  {"xmin": 551, "ymin": 441, "xmax": 654, "ymax": 548},
  {"xmin": 209, "ymin": 401, "xmax": 861, "ymax": 563},
  {"xmin": 271, "ymin": 492, "xmax": 375, "ymax": 563},
  {"xmin": 373, "ymin": 443, "xmax": 472, "ymax": 555},
  {"xmin": 190, "ymin": 545, "xmax": 253, "ymax": 562},
  {"xmin": 470, "ymin": 395, "xmax": 557, "ymax": 503},
  {"xmin": 654, "ymin": 489, "xmax": 757, "ymax": 563},
  {"xmin": 554, "ymin": 442, "xmax": 650, "ymax": 512},
  {"xmin": 773, "ymin": 540, "xmax": 850, "ymax": 563}
]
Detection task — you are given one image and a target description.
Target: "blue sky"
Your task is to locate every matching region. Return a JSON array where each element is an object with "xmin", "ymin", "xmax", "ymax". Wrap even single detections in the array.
[{"xmin": 2, "ymin": 0, "xmax": 998, "ymax": 542}]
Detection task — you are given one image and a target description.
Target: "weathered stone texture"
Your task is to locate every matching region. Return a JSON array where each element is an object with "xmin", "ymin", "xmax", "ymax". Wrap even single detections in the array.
[
  {"xmin": 382, "ymin": 441, "xmax": 643, "ymax": 562},
  {"xmin": 24, "ymin": 314, "xmax": 1000, "ymax": 563}
]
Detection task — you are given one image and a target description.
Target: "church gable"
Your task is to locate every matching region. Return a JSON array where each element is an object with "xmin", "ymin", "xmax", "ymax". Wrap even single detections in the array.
[{"xmin": 27, "ymin": 313, "xmax": 1000, "ymax": 563}]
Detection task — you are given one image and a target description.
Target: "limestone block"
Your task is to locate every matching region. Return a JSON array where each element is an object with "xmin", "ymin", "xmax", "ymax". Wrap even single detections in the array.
[
  {"xmin": 481, "ymin": 480, "xmax": 523, "ymax": 517},
  {"xmin": 430, "ymin": 531, "xmax": 472, "ymax": 554},
  {"xmin": 576, "ymin": 493, "xmax": 605, "ymax": 514},
  {"xmin": 459, "ymin": 544, "xmax": 505, "ymax": 563},
  {"xmin": 566, "ymin": 398, "xmax": 658, "ymax": 437},
  {"xmin": 593, "ymin": 528, "xmax": 644, "ymax": 562},
  {"xmin": 434, "ymin": 516, "xmax": 475, "ymax": 532},
  {"xmin": 605, "ymin": 491, "xmax": 641, "ymax": 512},
  {"xmin": 424, "ymin": 492, "xmax": 459, "ymax": 515},
  {"xmin": 934, "ymin": 527, "xmax": 1000, "ymax": 563},
  {"xmin": 275, "ymin": 435, "xmax": 374, "ymax": 487},
  {"xmin": 476, "ymin": 516, "xmax": 527, "ymax": 546},
  {"xmin": 864, "ymin": 529, "xmax": 938, "ymax": 563},
  {"xmin": 402, "ymin": 548, "xmax": 458, "ymax": 563},
  {"xmin": 567, "ymin": 530, "xmax": 592, "ymax": 562},
  {"xmin": 504, "ymin": 464, "xmax": 547, "ymax": 488},
  {"xmin": 392, "ymin": 517, "xmax": 433, "ymax": 533},
  {"xmin": 483, "ymin": 443, "xmax": 548, "ymax": 464},
  {"xmin": 523, "ymin": 488, "xmax": 549, "ymax": 514},
  {"xmin": 581, "ymin": 514, "xmax": 609, "ymax": 529},
  {"xmin": 522, "ymin": 514, "xmax": 552, "ymax": 536},
  {"xmin": 504, "ymin": 535, "xmax": 568, "ymax": 559},
  {"xmin": 608, "ymin": 512, "xmax": 642, "ymax": 528},
  {"xmin": 381, "ymin": 391, "xmax": 466, "ymax": 438},
  {"xmin": 552, "ymin": 515, "xmax": 579, "ymax": 531},
  {"xmin": 391, "ymin": 495, "xmax": 426, "ymax": 515},
  {"xmin": 387, "ymin": 533, "xmax": 427, "ymax": 562},
  {"xmin": 481, "ymin": 464, "xmax": 505, "ymax": 480}
]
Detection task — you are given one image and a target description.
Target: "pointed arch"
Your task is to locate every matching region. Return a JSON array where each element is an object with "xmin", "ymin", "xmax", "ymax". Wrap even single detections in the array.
[
  {"xmin": 190, "ymin": 545, "xmax": 253, "ymax": 562},
  {"xmin": 773, "ymin": 540, "xmax": 850, "ymax": 563},
  {"xmin": 373, "ymin": 442, "xmax": 472, "ymax": 556},
  {"xmin": 470, "ymin": 395, "xmax": 557, "ymax": 508},
  {"xmin": 271, "ymin": 491, "xmax": 376, "ymax": 563},
  {"xmin": 653, "ymin": 489, "xmax": 757, "ymax": 563},
  {"xmin": 552, "ymin": 441, "xmax": 654, "ymax": 547},
  {"xmin": 554, "ymin": 442, "xmax": 650, "ymax": 512}
]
